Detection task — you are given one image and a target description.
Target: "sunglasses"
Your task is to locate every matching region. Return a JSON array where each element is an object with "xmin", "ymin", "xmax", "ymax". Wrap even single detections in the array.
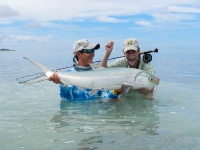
[{"xmin": 82, "ymin": 49, "xmax": 95, "ymax": 54}]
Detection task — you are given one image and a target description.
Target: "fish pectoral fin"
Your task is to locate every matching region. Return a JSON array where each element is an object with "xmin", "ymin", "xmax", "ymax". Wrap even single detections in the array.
[
  {"xmin": 89, "ymin": 63, "xmax": 105, "ymax": 70},
  {"xmin": 122, "ymin": 83, "xmax": 132, "ymax": 93},
  {"xmin": 90, "ymin": 89, "xmax": 99, "ymax": 96}
]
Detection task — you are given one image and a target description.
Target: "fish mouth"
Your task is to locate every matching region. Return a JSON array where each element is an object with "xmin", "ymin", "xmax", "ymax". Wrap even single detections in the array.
[{"xmin": 154, "ymin": 77, "xmax": 160, "ymax": 85}]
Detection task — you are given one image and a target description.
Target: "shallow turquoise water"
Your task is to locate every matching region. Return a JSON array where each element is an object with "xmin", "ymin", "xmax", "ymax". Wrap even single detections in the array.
[{"xmin": 0, "ymin": 49, "xmax": 200, "ymax": 150}]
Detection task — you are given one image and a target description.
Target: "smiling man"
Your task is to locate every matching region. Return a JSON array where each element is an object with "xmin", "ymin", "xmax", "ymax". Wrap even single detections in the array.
[
  {"xmin": 100, "ymin": 38, "xmax": 156, "ymax": 93},
  {"xmin": 49, "ymin": 39, "xmax": 120, "ymax": 101}
]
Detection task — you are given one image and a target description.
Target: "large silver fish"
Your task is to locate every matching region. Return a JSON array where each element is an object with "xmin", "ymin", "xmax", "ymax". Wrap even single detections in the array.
[{"xmin": 20, "ymin": 57, "xmax": 159, "ymax": 93}]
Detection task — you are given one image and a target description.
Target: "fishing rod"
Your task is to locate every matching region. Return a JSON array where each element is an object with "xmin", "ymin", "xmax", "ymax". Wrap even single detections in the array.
[
  {"xmin": 94, "ymin": 48, "xmax": 158, "ymax": 64},
  {"xmin": 16, "ymin": 48, "xmax": 158, "ymax": 80}
]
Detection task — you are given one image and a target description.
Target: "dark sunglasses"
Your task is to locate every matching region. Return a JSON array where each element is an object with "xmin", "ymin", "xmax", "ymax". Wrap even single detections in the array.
[{"xmin": 82, "ymin": 49, "xmax": 95, "ymax": 54}]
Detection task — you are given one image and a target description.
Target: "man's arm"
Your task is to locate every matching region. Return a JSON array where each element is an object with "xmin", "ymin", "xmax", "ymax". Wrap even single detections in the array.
[{"xmin": 100, "ymin": 41, "xmax": 114, "ymax": 67}]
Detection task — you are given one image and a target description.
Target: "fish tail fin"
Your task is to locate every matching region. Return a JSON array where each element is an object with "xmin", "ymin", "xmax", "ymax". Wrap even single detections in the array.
[
  {"xmin": 19, "ymin": 74, "xmax": 48, "ymax": 85},
  {"xmin": 23, "ymin": 57, "xmax": 53, "ymax": 77}
]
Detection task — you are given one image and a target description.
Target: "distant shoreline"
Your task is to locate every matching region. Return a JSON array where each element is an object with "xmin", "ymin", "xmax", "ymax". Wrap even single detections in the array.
[{"xmin": 0, "ymin": 49, "xmax": 15, "ymax": 51}]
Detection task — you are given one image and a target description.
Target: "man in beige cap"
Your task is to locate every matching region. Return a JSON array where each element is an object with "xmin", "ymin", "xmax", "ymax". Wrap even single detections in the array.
[
  {"xmin": 100, "ymin": 38, "xmax": 156, "ymax": 94},
  {"xmin": 49, "ymin": 39, "xmax": 119, "ymax": 101}
]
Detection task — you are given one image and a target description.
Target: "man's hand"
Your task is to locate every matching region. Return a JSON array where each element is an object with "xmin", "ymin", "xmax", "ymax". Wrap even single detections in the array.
[
  {"xmin": 100, "ymin": 41, "xmax": 114, "ymax": 67},
  {"xmin": 137, "ymin": 87, "xmax": 154, "ymax": 93},
  {"xmin": 105, "ymin": 41, "xmax": 114, "ymax": 55},
  {"xmin": 113, "ymin": 84, "xmax": 132, "ymax": 95},
  {"xmin": 49, "ymin": 71, "xmax": 60, "ymax": 84}
]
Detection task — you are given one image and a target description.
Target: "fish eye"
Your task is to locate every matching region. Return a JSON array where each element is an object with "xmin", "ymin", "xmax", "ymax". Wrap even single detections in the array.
[{"xmin": 149, "ymin": 77, "xmax": 154, "ymax": 81}]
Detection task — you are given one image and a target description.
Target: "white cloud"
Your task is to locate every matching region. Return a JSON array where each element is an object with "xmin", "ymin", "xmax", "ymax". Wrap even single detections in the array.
[
  {"xmin": 0, "ymin": 4, "xmax": 19, "ymax": 18},
  {"xmin": 97, "ymin": 16, "xmax": 126, "ymax": 23},
  {"xmin": 135, "ymin": 20, "xmax": 152, "ymax": 27},
  {"xmin": 153, "ymin": 11, "xmax": 197, "ymax": 23},
  {"xmin": 169, "ymin": 6, "xmax": 200, "ymax": 13},
  {"xmin": 25, "ymin": 22, "xmax": 43, "ymax": 29},
  {"xmin": 0, "ymin": 35, "xmax": 50, "ymax": 43},
  {"xmin": 0, "ymin": 0, "xmax": 199, "ymax": 23},
  {"xmin": 0, "ymin": 0, "xmax": 200, "ymax": 51}
]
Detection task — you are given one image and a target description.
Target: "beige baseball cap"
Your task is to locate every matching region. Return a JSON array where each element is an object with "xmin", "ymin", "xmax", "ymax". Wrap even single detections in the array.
[
  {"xmin": 73, "ymin": 39, "xmax": 100, "ymax": 55},
  {"xmin": 123, "ymin": 38, "xmax": 139, "ymax": 52}
]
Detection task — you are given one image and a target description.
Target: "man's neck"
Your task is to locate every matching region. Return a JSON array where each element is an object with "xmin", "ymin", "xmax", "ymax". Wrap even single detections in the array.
[
  {"xmin": 74, "ymin": 64, "xmax": 92, "ymax": 71},
  {"xmin": 78, "ymin": 62, "xmax": 89, "ymax": 67}
]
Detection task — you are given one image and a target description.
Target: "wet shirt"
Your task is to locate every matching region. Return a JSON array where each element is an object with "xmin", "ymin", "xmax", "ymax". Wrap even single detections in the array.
[
  {"xmin": 107, "ymin": 57, "xmax": 155, "ymax": 75},
  {"xmin": 59, "ymin": 65, "xmax": 118, "ymax": 102}
]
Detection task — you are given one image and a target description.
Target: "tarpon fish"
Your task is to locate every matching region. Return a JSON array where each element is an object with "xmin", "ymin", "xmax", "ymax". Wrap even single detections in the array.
[{"xmin": 20, "ymin": 57, "xmax": 159, "ymax": 94}]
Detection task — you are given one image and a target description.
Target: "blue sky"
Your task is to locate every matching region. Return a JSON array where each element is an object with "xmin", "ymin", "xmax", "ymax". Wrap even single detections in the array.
[{"xmin": 0, "ymin": 0, "xmax": 200, "ymax": 53}]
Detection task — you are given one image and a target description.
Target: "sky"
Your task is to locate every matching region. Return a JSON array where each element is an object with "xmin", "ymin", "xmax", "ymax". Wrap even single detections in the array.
[{"xmin": 0, "ymin": 0, "xmax": 200, "ymax": 54}]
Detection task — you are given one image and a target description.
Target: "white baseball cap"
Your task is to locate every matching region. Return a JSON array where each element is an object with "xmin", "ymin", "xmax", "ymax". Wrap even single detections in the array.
[
  {"xmin": 73, "ymin": 39, "xmax": 100, "ymax": 55},
  {"xmin": 123, "ymin": 38, "xmax": 139, "ymax": 52}
]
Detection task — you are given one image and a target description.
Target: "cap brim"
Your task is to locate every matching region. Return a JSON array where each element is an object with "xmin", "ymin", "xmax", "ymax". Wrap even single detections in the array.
[
  {"xmin": 123, "ymin": 46, "xmax": 138, "ymax": 53},
  {"xmin": 73, "ymin": 43, "xmax": 100, "ymax": 55},
  {"xmin": 84, "ymin": 43, "xmax": 100, "ymax": 50}
]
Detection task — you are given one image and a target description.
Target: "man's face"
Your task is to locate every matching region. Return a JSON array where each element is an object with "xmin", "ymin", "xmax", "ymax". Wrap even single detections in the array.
[
  {"xmin": 78, "ymin": 49, "xmax": 95, "ymax": 64},
  {"xmin": 124, "ymin": 49, "xmax": 140, "ymax": 67}
]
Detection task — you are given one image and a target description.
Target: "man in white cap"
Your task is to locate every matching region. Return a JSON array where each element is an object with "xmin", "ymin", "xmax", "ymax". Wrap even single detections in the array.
[
  {"xmin": 100, "ymin": 38, "xmax": 155, "ymax": 94},
  {"xmin": 49, "ymin": 39, "xmax": 119, "ymax": 101}
]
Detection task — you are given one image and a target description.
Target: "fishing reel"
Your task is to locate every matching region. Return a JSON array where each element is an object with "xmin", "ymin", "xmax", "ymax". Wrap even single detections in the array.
[{"xmin": 140, "ymin": 48, "xmax": 158, "ymax": 63}]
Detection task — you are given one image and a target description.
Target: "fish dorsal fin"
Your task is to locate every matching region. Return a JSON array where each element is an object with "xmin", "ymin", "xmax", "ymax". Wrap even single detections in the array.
[{"xmin": 89, "ymin": 63, "xmax": 105, "ymax": 70}]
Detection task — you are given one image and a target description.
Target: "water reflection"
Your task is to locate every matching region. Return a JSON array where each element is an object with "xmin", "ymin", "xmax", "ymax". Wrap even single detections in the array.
[{"xmin": 50, "ymin": 95, "xmax": 160, "ymax": 149}]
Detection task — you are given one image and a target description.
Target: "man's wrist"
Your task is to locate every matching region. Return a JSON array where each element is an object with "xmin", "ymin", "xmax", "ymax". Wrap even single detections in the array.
[{"xmin": 112, "ymin": 90, "xmax": 121, "ymax": 95}]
